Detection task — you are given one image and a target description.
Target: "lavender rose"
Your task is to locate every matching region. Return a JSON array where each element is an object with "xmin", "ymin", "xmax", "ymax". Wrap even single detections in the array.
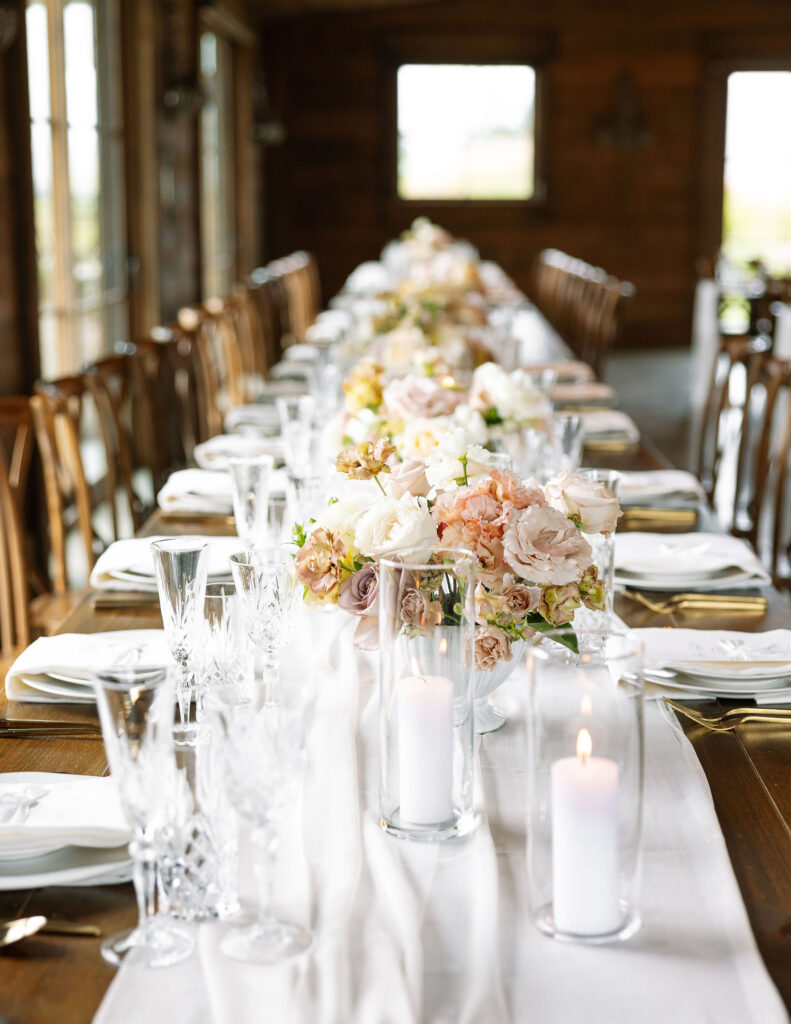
[
  {"xmin": 400, "ymin": 587, "xmax": 429, "ymax": 628},
  {"xmin": 500, "ymin": 582, "xmax": 541, "ymax": 619},
  {"xmin": 474, "ymin": 625, "xmax": 512, "ymax": 671},
  {"xmin": 338, "ymin": 561, "xmax": 379, "ymax": 616},
  {"xmin": 503, "ymin": 505, "xmax": 593, "ymax": 586}
]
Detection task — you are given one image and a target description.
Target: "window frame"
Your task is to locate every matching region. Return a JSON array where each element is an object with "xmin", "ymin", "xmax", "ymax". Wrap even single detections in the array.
[
  {"xmin": 381, "ymin": 35, "xmax": 551, "ymax": 216},
  {"xmin": 26, "ymin": 0, "xmax": 130, "ymax": 377}
]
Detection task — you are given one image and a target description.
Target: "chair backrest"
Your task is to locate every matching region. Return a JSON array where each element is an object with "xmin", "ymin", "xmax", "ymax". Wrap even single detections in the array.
[
  {"xmin": 267, "ymin": 251, "xmax": 321, "ymax": 346},
  {"xmin": 736, "ymin": 354, "xmax": 791, "ymax": 583},
  {"xmin": 0, "ymin": 401, "xmax": 32, "ymax": 654},
  {"xmin": 247, "ymin": 269, "xmax": 285, "ymax": 371},
  {"xmin": 29, "ymin": 385, "xmax": 97, "ymax": 593},
  {"xmin": 175, "ymin": 308, "xmax": 224, "ymax": 441}
]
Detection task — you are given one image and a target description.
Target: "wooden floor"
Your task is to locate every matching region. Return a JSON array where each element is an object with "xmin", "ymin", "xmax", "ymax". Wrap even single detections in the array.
[{"xmin": 607, "ymin": 346, "xmax": 692, "ymax": 469}]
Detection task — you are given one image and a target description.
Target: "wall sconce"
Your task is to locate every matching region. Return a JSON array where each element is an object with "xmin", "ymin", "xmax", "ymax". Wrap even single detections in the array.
[
  {"xmin": 252, "ymin": 79, "xmax": 285, "ymax": 146},
  {"xmin": 0, "ymin": 4, "xmax": 19, "ymax": 53}
]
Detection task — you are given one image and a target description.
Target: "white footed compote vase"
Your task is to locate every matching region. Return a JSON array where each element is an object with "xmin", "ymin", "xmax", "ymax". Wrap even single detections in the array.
[
  {"xmin": 92, "ymin": 665, "xmax": 193, "ymax": 968},
  {"xmin": 470, "ymin": 641, "xmax": 526, "ymax": 733},
  {"xmin": 378, "ymin": 547, "xmax": 477, "ymax": 842},
  {"xmin": 210, "ymin": 679, "xmax": 315, "ymax": 964}
]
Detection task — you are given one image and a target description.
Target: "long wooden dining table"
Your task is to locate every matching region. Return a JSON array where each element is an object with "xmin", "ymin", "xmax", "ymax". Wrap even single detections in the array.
[{"xmin": 1, "ymin": 345, "xmax": 791, "ymax": 1023}]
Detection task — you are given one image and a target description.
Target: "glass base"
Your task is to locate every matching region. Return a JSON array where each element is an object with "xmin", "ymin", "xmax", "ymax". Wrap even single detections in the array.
[
  {"xmin": 474, "ymin": 697, "xmax": 507, "ymax": 733},
  {"xmin": 220, "ymin": 919, "xmax": 313, "ymax": 964},
  {"xmin": 379, "ymin": 809, "xmax": 479, "ymax": 843},
  {"xmin": 533, "ymin": 902, "xmax": 641, "ymax": 945},
  {"xmin": 101, "ymin": 922, "xmax": 194, "ymax": 968}
]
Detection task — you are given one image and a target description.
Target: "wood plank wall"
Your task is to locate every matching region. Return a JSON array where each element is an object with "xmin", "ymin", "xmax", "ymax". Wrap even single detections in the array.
[{"xmin": 261, "ymin": 0, "xmax": 791, "ymax": 352}]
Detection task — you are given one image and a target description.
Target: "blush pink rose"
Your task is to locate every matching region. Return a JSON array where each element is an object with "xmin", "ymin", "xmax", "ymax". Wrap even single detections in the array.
[
  {"xmin": 383, "ymin": 375, "xmax": 464, "ymax": 420},
  {"xmin": 503, "ymin": 505, "xmax": 593, "ymax": 586},
  {"xmin": 387, "ymin": 458, "xmax": 431, "ymax": 499},
  {"xmin": 474, "ymin": 625, "xmax": 512, "ymax": 671}
]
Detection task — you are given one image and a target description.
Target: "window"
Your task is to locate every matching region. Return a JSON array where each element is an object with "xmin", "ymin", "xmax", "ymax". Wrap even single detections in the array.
[
  {"xmin": 396, "ymin": 64, "xmax": 536, "ymax": 202},
  {"xmin": 26, "ymin": 0, "xmax": 128, "ymax": 378},
  {"xmin": 722, "ymin": 71, "xmax": 791, "ymax": 273},
  {"xmin": 200, "ymin": 29, "xmax": 236, "ymax": 300}
]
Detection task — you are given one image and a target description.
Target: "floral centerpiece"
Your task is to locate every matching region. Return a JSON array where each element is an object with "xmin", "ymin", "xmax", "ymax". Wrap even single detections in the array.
[{"xmin": 292, "ymin": 447, "xmax": 620, "ymax": 674}]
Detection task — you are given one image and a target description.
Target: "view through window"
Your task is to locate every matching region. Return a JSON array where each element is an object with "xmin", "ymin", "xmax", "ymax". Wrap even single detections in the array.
[
  {"xmin": 397, "ymin": 64, "xmax": 536, "ymax": 201},
  {"xmin": 722, "ymin": 71, "xmax": 791, "ymax": 272},
  {"xmin": 200, "ymin": 29, "xmax": 237, "ymax": 300},
  {"xmin": 26, "ymin": 0, "xmax": 128, "ymax": 378}
]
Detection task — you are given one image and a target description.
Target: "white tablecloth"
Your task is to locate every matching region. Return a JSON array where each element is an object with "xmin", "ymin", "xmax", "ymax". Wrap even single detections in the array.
[{"xmin": 94, "ymin": 611, "xmax": 787, "ymax": 1024}]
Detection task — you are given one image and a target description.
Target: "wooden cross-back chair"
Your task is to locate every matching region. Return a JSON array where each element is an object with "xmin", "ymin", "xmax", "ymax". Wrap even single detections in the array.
[
  {"xmin": 175, "ymin": 309, "xmax": 224, "ymax": 442},
  {"xmin": 732, "ymin": 354, "xmax": 791, "ymax": 585},
  {"xmin": 695, "ymin": 333, "xmax": 772, "ymax": 529},
  {"xmin": 248, "ymin": 269, "xmax": 286, "ymax": 371},
  {"xmin": 129, "ymin": 331, "xmax": 191, "ymax": 485},
  {"xmin": 0, "ymin": 404, "xmax": 32, "ymax": 655},
  {"xmin": 267, "ymin": 251, "xmax": 321, "ymax": 347}
]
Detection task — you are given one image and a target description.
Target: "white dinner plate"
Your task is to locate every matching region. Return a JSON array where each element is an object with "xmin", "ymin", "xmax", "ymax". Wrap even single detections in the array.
[
  {"xmin": 614, "ymin": 567, "xmax": 759, "ymax": 591},
  {"xmin": 645, "ymin": 674, "xmax": 791, "ymax": 699},
  {"xmin": 19, "ymin": 675, "xmax": 95, "ymax": 701},
  {"xmin": 194, "ymin": 435, "xmax": 283, "ymax": 471},
  {"xmin": 0, "ymin": 844, "xmax": 132, "ymax": 889},
  {"xmin": 667, "ymin": 660, "xmax": 791, "ymax": 682}
]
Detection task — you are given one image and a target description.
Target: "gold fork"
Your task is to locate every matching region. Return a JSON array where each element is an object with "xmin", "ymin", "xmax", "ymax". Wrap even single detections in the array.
[
  {"xmin": 618, "ymin": 588, "xmax": 767, "ymax": 615},
  {"xmin": 664, "ymin": 698, "xmax": 791, "ymax": 732}
]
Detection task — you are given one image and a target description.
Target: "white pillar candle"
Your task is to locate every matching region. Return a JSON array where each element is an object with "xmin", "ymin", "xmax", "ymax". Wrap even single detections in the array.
[
  {"xmin": 551, "ymin": 728, "xmax": 620, "ymax": 935},
  {"xmin": 398, "ymin": 674, "xmax": 454, "ymax": 825}
]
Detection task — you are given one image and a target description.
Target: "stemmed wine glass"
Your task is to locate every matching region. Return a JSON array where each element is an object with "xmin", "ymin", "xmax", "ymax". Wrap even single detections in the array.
[
  {"xmin": 229, "ymin": 454, "xmax": 275, "ymax": 550},
  {"xmin": 211, "ymin": 681, "xmax": 314, "ymax": 964},
  {"xmin": 230, "ymin": 548, "xmax": 300, "ymax": 698},
  {"xmin": 152, "ymin": 538, "xmax": 209, "ymax": 724},
  {"xmin": 93, "ymin": 664, "xmax": 193, "ymax": 968}
]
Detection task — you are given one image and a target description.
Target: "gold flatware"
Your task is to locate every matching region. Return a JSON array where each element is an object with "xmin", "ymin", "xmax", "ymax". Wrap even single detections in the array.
[
  {"xmin": 0, "ymin": 729, "xmax": 103, "ymax": 740},
  {"xmin": 0, "ymin": 916, "xmax": 48, "ymax": 948},
  {"xmin": 665, "ymin": 699, "xmax": 791, "ymax": 732},
  {"xmin": 618, "ymin": 589, "xmax": 767, "ymax": 616},
  {"xmin": 39, "ymin": 919, "xmax": 102, "ymax": 937},
  {"xmin": 621, "ymin": 508, "xmax": 698, "ymax": 525}
]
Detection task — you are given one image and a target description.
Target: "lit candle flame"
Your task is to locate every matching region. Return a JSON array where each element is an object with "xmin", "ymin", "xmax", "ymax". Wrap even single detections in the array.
[
  {"xmin": 576, "ymin": 728, "xmax": 592, "ymax": 764},
  {"xmin": 438, "ymin": 637, "xmax": 448, "ymax": 655},
  {"xmin": 580, "ymin": 695, "xmax": 592, "ymax": 716}
]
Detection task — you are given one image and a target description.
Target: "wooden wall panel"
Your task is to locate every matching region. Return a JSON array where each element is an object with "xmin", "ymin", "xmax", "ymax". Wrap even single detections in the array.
[{"xmin": 262, "ymin": 0, "xmax": 791, "ymax": 351}]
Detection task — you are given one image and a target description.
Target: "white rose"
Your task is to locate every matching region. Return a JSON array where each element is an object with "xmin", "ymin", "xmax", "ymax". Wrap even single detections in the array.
[
  {"xmin": 425, "ymin": 440, "xmax": 506, "ymax": 491},
  {"xmin": 354, "ymin": 494, "xmax": 437, "ymax": 558},
  {"xmin": 470, "ymin": 363, "xmax": 549, "ymax": 427},
  {"xmin": 544, "ymin": 471, "xmax": 621, "ymax": 535},
  {"xmin": 345, "ymin": 407, "xmax": 380, "ymax": 445},
  {"xmin": 400, "ymin": 416, "xmax": 453, "ymax": 459},
  {"xmin": 452, "ymin": 404, "xmax": 489, "ymax": 446},
  {"xmin": 387, "ymin": 458, "xmax": 431, "ymax": 499},
  {"xmin": 312, "ymin": 499, "xmax": 363, "ymax": 550}
]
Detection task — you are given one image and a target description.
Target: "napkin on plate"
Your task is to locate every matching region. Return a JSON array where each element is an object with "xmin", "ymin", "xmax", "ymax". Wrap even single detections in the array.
[
  {"xmin": 224, "ymin": 404, "xmax": 281, "ymax": 435},
  {"xmin": 524, "ymin": 359, "xmax": 596, "ymax": 383},
  {"xmin": 0, "ymin": 774, "xmax": 130, "ymax": 850},
  {"xmin": 552, "ymin": 381, "xmax": 616, "ymax": 406},
  {"xmin": 89, "ymin": 536, "xmax": 243, "ymax": 593},
  {"xmin": 617, "ymin": 469, "xmax": 706, "ymax": 505},
  {"xmin": 157, "ymin": 468, "xmax": 291, "ymax": 516},
  {"xmin": 194, "ymin": 434, "xmax": 283, "ymax": 471},
  {"xmin": 633, "ymin": 628, "xmax": 791, "ymax": 670},
  {"xmin": 581, "ymin": 409, "xmax": 640, "ymax": 444},
  {"xmin": 5, "ymin": 629, "xmax": 171, "ymax": 702},
  {"xmin": 614, "ymin": 532, "xmax": 771, "ymax": 589}
]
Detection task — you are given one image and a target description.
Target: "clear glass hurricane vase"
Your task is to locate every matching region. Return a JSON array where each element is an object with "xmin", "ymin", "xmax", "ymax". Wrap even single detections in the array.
[
  {"xmin": 151, "ymin": 537, "xmax": 209, "ymax": 724},
  {"xmin": 93, "ymin": 665, "xmax": 193, "ymax": 968},
  {"xmin": 378, "ymin": 547, "xmax": 477, "ymax": 841}
]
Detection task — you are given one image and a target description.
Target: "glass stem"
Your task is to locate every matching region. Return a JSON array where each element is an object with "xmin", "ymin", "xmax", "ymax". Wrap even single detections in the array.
[
  {"xmin": 251, "ymin": 823, "xmax": 278, "ymax": 931},
  {"xmin": 131, "ymin": 834, "xmax": 158, "ymax": 934},
  {"xmin": 177, "ymin": 660, "xmax": 191, "ymax": 725}
]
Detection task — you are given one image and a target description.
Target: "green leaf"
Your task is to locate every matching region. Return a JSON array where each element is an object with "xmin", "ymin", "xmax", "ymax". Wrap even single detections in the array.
[
  {"xmin": 328, "ymin": 496, "xmax": 340, "ymax": 505},
  {"xmin": 483, "ymin": 408, "xmax": 504, "ymax": 425}
]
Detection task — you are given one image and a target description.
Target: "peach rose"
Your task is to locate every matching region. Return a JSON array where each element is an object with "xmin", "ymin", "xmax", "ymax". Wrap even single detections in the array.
[
  {"xmin": 474, "ymin": 625, "xmax": 512, "ymax": 671},
  {"xmin": 503, "ymin": 505, "xmax": 593, "ymax": 586},
  {"xmin": 295, "ymin": 527, "xmax": 346, "ymax": 598}
]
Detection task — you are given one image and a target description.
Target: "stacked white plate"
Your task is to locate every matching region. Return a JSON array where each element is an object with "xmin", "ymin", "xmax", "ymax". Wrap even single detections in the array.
[
  {"xmin": 633, "ymin": 628, "xmax": 791, "ymax": 701},
  {"xmin": 89, "ymin": 536, "xmax": 242, "ymax": 593},
  {"xmin": 614, "ymin": 532, "xmax": 771, "ymax": 591},
  {"xmin": 194, "ymin": 434, "xmax": 283, "ymax": 471},
  {"xmin": 0, "ymin": 774, "xmax": 132, "ymax": 889}
]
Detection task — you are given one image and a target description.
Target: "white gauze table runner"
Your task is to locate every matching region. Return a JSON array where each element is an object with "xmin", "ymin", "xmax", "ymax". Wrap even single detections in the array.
[{"xmin": 94, "ymin": 611, "xmax": 787, "ymax": 1024}]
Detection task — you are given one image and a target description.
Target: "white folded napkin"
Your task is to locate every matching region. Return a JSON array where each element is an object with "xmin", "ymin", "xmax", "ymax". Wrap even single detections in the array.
[
  {"xmin": 523, "ymin": 359, "xmax": 596, "ymax": 383},
  {"xmin": 552, "ymin": 381, "xmax": 616, "ymax": 405},
  {"xmin": 633, "ymin": 628, "xmax": 791, "ymax": 671},
  {"xmin": 581, "ymin": 409, "xmax": 640, "ymax": 443},
  {"xmin": 194, "ymin": 434, "xmax": 283, "ymax": 471},
  {"xmin": 0, "ymin": 775, "xmax": 130, "ymax": 850},
  {"xmin": 90, "ymin": 536, "xmax": 243, "ymax": 593},
  {"xmin": 282, "ymin": 344, "xmax": 320, "ymax": 363},
  {"xmin": 618, "ymin": 469, "xmax": 705, "ymax": 505},
  {"xmin": 5, "ymin": 629, "xmax": 171, "ymax": 702},
  {"xmin": 224, "ymin": 404, "xmax": 281, "ymax": 434},
  {"xmin": 615, "ymin": 532, "xmax": 771, "ymax": 589},
  {"xmin": 157, "ymin": 468, "xmax": 291, "ymax": 516}
]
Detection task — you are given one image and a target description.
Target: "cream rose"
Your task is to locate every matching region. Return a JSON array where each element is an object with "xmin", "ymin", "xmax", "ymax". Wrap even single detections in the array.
[
  {"xmin": 312, "ymin": 499, "xmax": 363, "ymax": 551},
  {"xmin": 545, "ymin": 471, "xmax": 621, "ymax": 535},
  {"xmin": 474, "ymin": 625, "xmax": 512, "ymax": 671},
  {"xmin": 400, "ymin": 416, "xmax": 453, "ymax": 459},
  {"xmin": 503, "ymin": 504, "xmax": 593, "ymax": 586},
  {"xmin": 470, "ymin": 362, "xmax": 550, "ymax": 426},
  {"xmin": 354, "ymin": 494, "xmax": 437, "ymax": 558},
  {"xmin": 387, "ymin": 458, "xmax": 431, "ymax": 499}
]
